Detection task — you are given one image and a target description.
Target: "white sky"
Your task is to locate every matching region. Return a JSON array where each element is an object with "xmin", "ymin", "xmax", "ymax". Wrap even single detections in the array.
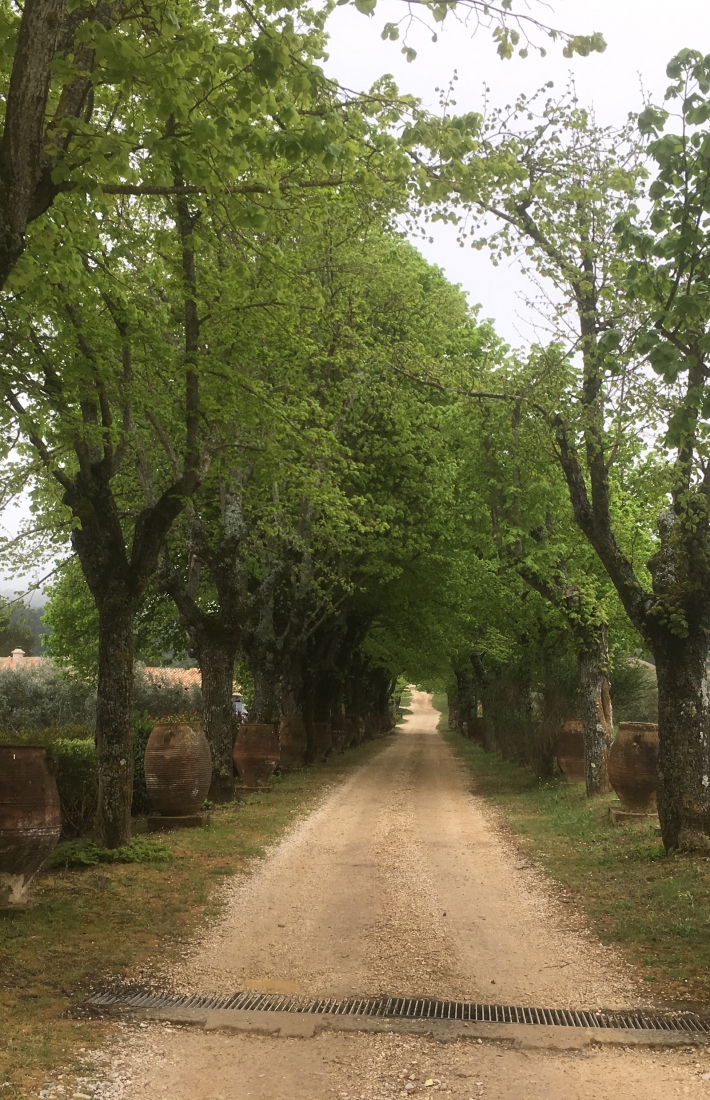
[
  {"xmin": 2, "ymin": 0, "xmax": 708, "ymax": 596},
  {"xmin": 324, "ymin": 0, "xmax": 710, "ymax": 345}
]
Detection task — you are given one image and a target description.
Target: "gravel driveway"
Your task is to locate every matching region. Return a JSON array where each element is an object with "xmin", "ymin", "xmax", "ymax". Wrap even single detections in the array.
[{"xmin": 82, "ymin": 691, "xmax": 710, "ymax": 1100}]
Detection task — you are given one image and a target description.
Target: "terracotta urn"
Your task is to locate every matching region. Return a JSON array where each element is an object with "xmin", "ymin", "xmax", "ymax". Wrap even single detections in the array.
[
  {"xmin": 0, "ymin": 746, "xmax": 62, "ymax": 907},
  {"xmin": 311, "ymin": 721, "xmax": 332, "ymax": 761},
  {"xmin": 330, "ymin": 716, "xmax": 349, "ymax": 755},
  {"xmin": 609, "ymin": 722, "xmax": 659, "ymax": 813},
  {"xmin": 145, "ymin": 722, "xmax": 212, "ymax": 816},
  {"xmin": 233, "ymin": 722, "xmax": 280, "ymax": 787},
  {"xmin": 278, "ymin": 716, "xmax": 307, "ymax": 771},
  {"xmin": 557, "ymin": 720, "xmax": 585, "ymax": 783}
]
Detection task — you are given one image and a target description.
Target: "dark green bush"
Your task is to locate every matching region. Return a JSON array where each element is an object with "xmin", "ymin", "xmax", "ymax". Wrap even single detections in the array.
[
  {"xmin": 0, "ymin": 664, "xmax": 95, "ymax": 729},
  {"xmin": 610, "ymin": 660, "xmax": 658, "ymax": 723},
  {"xmin": 51, "ymin": 738, "xmax": 98, "ymax": 837}
]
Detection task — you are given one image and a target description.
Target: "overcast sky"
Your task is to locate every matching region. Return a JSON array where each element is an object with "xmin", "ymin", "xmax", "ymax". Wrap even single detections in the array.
[
  {"xmin": 2, "ymin": 1, "xmax": 708, "ymax": 597},
  {"xmin": 324, "ymin": 0, "xmax": 709, "ymax": 345}
]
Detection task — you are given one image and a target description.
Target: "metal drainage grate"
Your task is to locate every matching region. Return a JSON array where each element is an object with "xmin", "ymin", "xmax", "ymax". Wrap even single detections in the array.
[{"xmin": 87, "ymin": 990, "xmax": 710, "ymax": 1034}]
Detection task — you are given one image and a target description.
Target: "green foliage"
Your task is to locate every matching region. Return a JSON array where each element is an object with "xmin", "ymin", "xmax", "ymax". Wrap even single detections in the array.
[
  {"xmin": 44, "ymin": 558, "xmax": 189, "ymax": 682},
  {"xmin": 0, "ymin": 599, "xmax": 34, "ymax": 656},
  {"xmin": 610, "ymin": 660, "xmax": 659, "ymax": 724},
  {"xmin": 48, "ymin": 837, "xmax": 172, "ymax": 868},
  {"xmin": 0, "ymin": 663, "xmax": 95, "ymax": 730},
  {"xmin": 50, "ymin": 738, "xmax": 98, "ymax": 838}
]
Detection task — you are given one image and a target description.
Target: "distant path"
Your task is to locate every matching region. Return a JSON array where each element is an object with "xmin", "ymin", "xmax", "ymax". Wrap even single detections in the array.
[{"xmin": 93, "ymin": 692, "xmax": 710, "ymax": 1100}]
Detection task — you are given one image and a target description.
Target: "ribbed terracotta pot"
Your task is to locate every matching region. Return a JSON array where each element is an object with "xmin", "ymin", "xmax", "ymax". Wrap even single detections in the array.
[
  {"xmin": 330, "ymin": 716, "xmax": 349, "ymax": 755},
  {"xmin": 145, "ymin": 723, "xmax": 212, "ymax": 816},
  {"xmin": 311, "ymin": 721, "xmax": 332, "ymax": 762},
  {"xmin": 233, "ymin": 723, "xmax": 280, "ymax": 787},
  {"xmin": 609, "ymin": 722, "xmax": 659, "ymax": 813},
  {"xmin": 278, "ymin": 716, "xmax": 307, "ymax": 772},
  {"xmin": 0, "ymin": 746, "xmax": 62, "ymax": 907},
  {"xmin": 557, "ymin": 719, "xmax": 585, "ymax": 783}
]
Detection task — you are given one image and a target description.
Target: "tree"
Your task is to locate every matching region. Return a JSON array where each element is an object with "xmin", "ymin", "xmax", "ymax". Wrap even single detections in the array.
[
  {"xmin": 0, "ymin": 0, "xmax": 605, "ymax": 299},
  {"xmin": 422, "ymin": 83, "xmax": 710, "ymax": 848},
  {"xmin": 0, "ymin": 598, "xmax": 34, "ymax": 656}
]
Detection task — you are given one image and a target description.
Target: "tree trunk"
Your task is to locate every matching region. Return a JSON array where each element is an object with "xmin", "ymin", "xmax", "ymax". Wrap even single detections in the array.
[
  {"xmin": 578, "ymin": 626, "xmax": 613, "ymax": 796},
  {"xmin": 199, "ymin": 636, "xmax": 237, "ymax": 803},
  {"xmin": 95, "ymin": 600, "xmax": 135, "ymax": 848},
  {"xmin": 250, "ymin": 658, "xmax": 280, "ymax": 725},
  {"xmin": 654, "ymin": 634, "xmax": 710, "ymax": 851},
  {"xmin": 455, "ymin": 667, "xmax": 476, "ymax": 737}
]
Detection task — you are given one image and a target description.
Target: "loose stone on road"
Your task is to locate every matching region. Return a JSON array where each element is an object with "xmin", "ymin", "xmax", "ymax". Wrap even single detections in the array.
[{"xmin": 90, "ymin": 691, "xmax": 710, "ymax": 1099}]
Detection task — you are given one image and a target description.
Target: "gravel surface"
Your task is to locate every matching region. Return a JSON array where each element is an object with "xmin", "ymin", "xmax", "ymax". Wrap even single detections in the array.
[{"xmin": 40, "ymin": 691, "xmax": 710, "ymax": 1100}]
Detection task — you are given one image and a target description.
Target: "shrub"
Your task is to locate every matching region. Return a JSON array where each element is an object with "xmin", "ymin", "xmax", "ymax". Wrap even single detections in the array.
[
  {"xmin": 610, "ymin": 660, "xmax": 659, "ymax": 723},
  {"xmin": 133, "ymin": 664, "xmax": 202, "ymax": 718},
  {"xmin": 51, "ymin": 738, "xmax": 98, "ymax": 837},
  {"xmin": 0, "ymin": 663, "xmax": 95, "ymax": 730}
]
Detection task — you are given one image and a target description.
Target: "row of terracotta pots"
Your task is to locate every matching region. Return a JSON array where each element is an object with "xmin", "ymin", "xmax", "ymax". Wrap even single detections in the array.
[{"xmin": 557, "ymin": 719, "xmax": 659, "ymax": 813}]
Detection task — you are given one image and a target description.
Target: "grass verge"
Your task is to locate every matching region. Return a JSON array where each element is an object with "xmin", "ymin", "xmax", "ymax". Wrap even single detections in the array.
[
  {"xmin": 431, "ymin": 692, "xmax": 710, "ymax": 1013},
  {"xmin": 0, "ymin": 737, "xmax": 388, "ymax": 1098}
]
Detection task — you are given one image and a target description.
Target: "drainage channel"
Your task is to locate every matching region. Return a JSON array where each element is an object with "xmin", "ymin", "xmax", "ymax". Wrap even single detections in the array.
[{"xmin": 87, "ymin": 990, "xmax": 710, "ymax": 1034}]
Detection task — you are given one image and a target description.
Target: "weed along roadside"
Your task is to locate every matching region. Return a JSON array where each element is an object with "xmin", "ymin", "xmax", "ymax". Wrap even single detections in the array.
[
  {"xmin": 434, "ymin": 694, "xmax": 710, "ymax": 1013},
  {"xmin": 0, "ymin": 739, "xmax": 389, "ymax": 1098}
]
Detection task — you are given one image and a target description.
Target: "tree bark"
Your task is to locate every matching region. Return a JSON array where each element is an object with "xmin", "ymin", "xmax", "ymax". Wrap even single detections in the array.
[
  {"xmin": 577, "ymin": 626, "xmax": 613, "ymax": 796},
  {"xmin": 198, "ymin": 635, "xmax": 237, "ymax": 803},
  {"xmin": 250, "ymin": 658, "xmax": 280, "ymax": 725},
  {"xmin": 95, "ymin": 598, "xmax": 135, "ymax": 848},
  {"xmin": 0, "ymin": 0, "xmax": 65, "ymax": 287},
  {"xmin": 654, "ymin": 635, "xmax": 710, "ymax": 851}
]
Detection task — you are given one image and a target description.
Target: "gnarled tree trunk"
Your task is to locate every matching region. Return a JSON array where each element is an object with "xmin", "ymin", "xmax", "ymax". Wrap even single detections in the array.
[
  {"xmin": 578, "ymin": 625, "xmax": 613, "ymax": 796},
  {"xmin": 198, "ymin": 635, "xmax": 238, "ymax": 803},
  {"xmin": 654, "ymin": 635, "xmax": 710, "ymax": 851},
  {"xmin": 95, "ymin": 599, "xmax": 135, "ymax": 847}
]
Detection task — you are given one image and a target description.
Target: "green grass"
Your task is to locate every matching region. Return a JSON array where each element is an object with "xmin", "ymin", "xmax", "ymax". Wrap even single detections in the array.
[
  {"xmin": 0, "ymin": 738, "xmax": 388, "ymax": 1098},
  {"xmin": 431, "ymin": 693, "xmax": 710, "ymax": 1011}
]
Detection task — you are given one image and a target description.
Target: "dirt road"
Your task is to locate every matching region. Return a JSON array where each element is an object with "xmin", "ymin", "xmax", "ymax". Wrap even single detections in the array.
[{"xmin": 90, "ymin": 692, "xmax": 710, "ymax": 1100}]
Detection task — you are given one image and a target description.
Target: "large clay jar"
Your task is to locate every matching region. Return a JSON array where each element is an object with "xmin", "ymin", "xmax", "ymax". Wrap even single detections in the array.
[
  {"xmin": 278, "ymin": 717, "xmax": 307, "ymax": 772},
  {"xmin": 233, "ymin": 723, "xmax": 280, "ymax": 787},
  {"xmin": 557, "ymin": 719, "xmax": 585, "ymax": 783},
  {"xmin": 0, "ymin": 746, "xmax": 62, "ymax": 907},
  {"xmin": 330, "ymin": 716, "xmax": 349, "ymax": 755},
  {"xmin": 609, "ymin": 722, "xmax": 659, "ymax": 813},
  {"xmin": 145, "ymin": 722, "xmax": 212, "ymax": 815},
  {"xmin": 311, "ymin": 721, "xmax": 332, "ymax": 762}
]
